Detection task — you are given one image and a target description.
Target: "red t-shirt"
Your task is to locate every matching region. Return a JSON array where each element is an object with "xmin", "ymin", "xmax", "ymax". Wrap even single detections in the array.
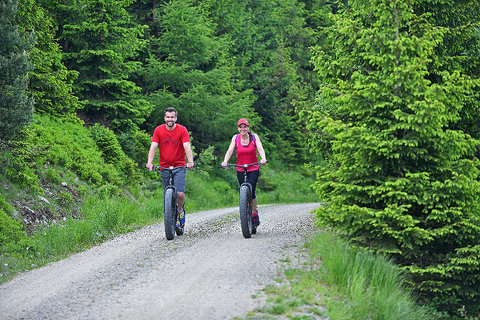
[
  {"xmin": 152, "ymin": 124, "xmax": 190, "ymax": 167},
  {"xmin": 235, "ymin": 134, "xmax": 259, "ymax": 172}
]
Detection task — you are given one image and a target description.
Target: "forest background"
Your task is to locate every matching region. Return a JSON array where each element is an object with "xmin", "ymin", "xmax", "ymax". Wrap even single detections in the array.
[{"xmin": 1, "ymin": 0, "xmax": 480, "ymax": 318}]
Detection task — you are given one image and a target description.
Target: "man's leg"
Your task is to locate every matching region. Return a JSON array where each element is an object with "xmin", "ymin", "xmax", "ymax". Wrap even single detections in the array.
[{"xmin": 177, "ymin": 191, "xmax": 185, "ymax": 211}]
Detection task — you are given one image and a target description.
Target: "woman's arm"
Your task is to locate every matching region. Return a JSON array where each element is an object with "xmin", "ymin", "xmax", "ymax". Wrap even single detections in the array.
[{"xmin": 254, "ymin": 134, "xmax": 267, "ymax": 164}]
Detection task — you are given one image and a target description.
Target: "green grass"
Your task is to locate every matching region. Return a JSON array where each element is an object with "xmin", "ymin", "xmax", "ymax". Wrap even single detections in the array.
[
  {"xmin": 0, "ymin": 192, "xmax": 163, "ymax": 282},
  {"xmin": 246, "ymin": 232, "xmax": 438, "ymax": 320}
]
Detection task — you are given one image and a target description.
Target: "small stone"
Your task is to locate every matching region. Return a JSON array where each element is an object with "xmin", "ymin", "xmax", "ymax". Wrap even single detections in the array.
[{"xmin": 37, "ymin": 196, "xmax": 50, "ymax": 204}]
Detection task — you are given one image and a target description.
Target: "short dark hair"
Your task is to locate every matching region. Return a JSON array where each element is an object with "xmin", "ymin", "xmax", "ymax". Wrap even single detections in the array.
[{"xmin": 165, "ymin": 107, "xmax": 177, "ymax": 116}]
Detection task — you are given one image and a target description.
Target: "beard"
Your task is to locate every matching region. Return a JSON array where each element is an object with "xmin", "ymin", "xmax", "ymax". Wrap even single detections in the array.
[{"xmin": 166, "ymin": 121, "xmax": 175, "ymax": 128}]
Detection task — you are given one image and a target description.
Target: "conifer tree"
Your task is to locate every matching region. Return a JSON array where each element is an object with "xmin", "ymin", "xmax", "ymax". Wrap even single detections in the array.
[
  {"xmin": 17, "ymin": 0, "xmax": 80, "ymax": 120},
  {"xmin": 141, "ymin": 0, "xmax": 255, "ymax": 150},
  {"xmin": 61, "ymin": 0, "xmax": 150, "ymax": 133},
  {"xmin": 413, "ymin": 0, "xmax": 480, "ymax": 143},
  {"xmin": 311, "ymin": 0, "xmax": 480, "ymax": 316},
  {"xmin": 0, "ymin": 0, "xmax": 34, "ymax": 140},
  {"xmin": 202, "ymin": 0, "xmax": 318, "ymax": 162}
]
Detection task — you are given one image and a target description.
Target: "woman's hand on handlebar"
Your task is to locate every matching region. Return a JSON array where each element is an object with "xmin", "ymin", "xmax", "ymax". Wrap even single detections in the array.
[{"xmin": 221, "ymin": 161, "xmax": 228, "ymax": 168}]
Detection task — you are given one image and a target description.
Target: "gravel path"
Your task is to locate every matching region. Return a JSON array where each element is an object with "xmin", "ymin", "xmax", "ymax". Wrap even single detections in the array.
[{"xmin": 0, "ymin": 203, "xmax": 319, "ymax": 320}]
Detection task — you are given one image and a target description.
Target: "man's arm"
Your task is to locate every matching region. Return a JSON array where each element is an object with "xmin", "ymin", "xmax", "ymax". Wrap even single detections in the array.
[
  {"xmin": 146, "ymin": 141, "xmax": 159, "ymax": 171},
  {"xmin": 183, "ymin": 141, "xmax": 194, "ymax": 168}
]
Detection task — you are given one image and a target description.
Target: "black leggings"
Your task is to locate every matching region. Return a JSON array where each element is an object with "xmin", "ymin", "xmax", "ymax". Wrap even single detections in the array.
[{"xmin": 236, "ymin": 170, "xmax": 259, "ymax": 199}]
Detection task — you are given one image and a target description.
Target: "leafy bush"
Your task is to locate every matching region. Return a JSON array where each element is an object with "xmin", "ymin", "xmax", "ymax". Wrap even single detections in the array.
[
  {"xmin": 257, "ymin": 168, "xmax": 278, "ymax": 192},
  {"xmin": 90, "ymin": 123, "xmax": 140, "ymax": 184},
  {"xmin": 90, "ymin": 124, "xmax": 125, "ymax": 164},
  {"xmin": 0, "ymin": 209, "xmax": 35, "ymax": 254},
  {"xmin": 26, "ymin": 115, "xmax": 132, "ymax": 187},
  {"xmin": 118, "ymin": 130, "xmax": 152, "ymax": 167},
  {"xmin": 0, "ymin": 150, "xmax": 41, "ymax": 193},
  {"xmin": 198, "ymin": 145, "xmax": 216, "ymax": 168},
  {"xmin": 0, "ymin": 194, "xmax": 13, "ymax": 215},
  {"xmin": 44, "ymin": 168, "xmax": 62, "ymax": 184}
]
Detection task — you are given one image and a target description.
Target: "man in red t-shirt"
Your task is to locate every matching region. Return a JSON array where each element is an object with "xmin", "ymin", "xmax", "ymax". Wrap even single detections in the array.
[{"xmin": 146, "ymin": 107, "xmax": 194, "ymax": 229}]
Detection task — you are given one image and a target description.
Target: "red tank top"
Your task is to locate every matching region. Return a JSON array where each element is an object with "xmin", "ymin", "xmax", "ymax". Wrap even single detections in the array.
[{"xmin": 235, "ymin": 134, "xmax": 259, "ymax": 172}]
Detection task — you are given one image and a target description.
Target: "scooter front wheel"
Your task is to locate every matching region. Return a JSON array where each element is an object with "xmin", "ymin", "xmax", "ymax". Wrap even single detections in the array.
[
  {"xmin": 239, "ymin": 185, "xmax": 252, "ymax": 238},
  {"xmin": 164, "ymin": 188, "xmax": 176, "ymax": 240}
]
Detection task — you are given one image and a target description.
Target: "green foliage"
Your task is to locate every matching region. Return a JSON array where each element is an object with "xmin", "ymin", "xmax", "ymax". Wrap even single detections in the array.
[
  {"xmin": 0, "ymin": 194, "xmax": 13, "ymax": 216},
  {"xmin": 89, "ymin": 123, "xmax": 141, "ymax": 184},
  {"xmin": 310, "ymin": 0, "xmax": 480, "ymax": 317},
  {"xmin": 412, "ymin": 0, "xmax": 480, "ymax": 143},
  {"xmin": 198, "ymin": 145, "xmax": 217, "ymax": 168},
  {"xmin": 90, "ymin": 124, "xmax": 126, "ymax": 164},
  {"xmin": 26, "ymin": 115, "xmax": 133, "ymax": 187},
  {"xmin": 34, "ymin": 193, "xmax": 153, "ymax": 258},
  {"xmin": 0, "ymin": 209, "xmax": 36, "ymax": 255},
  {"xmin": 117, "ymin": 130, "xmax": 151, "ymax": 168},
  {"xmin": 142, "ymin": 0, "xmax": 256, "ymax": 150},
  {"xmin": 257, "ymin": 169, "xmax": 278, "ymax": 192},
  {"xmin": 259, "ymin": 163, "xmax": 317, "ymax": 204},
  {"xmin": 62, "ymin": 0, "xmax": 151, "ymax": 133},
  {"xmin": 44, "ymin": 168, "xmax": 61, "ymax": 184},
  {"xmin": 0, "ymin": 0, "xmax": 34, "ymax": 140},
  {"xmin": 202, "ymin": 0, "xmax": 317, "ymax": 163},
  {"xmin": 304, "ymin": 232, "xmax": 438, "ymax": 320},
  {"xmin": 0, "ymin": 149, "xmax": 41, "ymax": 193},
  {"xmin": 16, "ymin": 0, "xmax": 80, "ymax": 120}
]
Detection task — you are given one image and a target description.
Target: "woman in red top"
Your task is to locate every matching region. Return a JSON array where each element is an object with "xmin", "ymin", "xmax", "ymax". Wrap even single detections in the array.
[{"xmin": 221, "ymin": 118, "xmax": 267, "ymax": 226}]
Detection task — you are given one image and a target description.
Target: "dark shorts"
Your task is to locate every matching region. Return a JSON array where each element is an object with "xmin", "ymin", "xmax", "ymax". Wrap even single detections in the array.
[
  {"xmin": 160, "ymin": 167, "xmax": 186, "ymax": 192},
  {"xmin": 237, "ymin": 170, "xmax": 259, "ymax": 199}
]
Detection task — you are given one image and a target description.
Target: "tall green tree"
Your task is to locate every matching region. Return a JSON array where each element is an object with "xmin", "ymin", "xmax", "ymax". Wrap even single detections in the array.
[
  {"xmin": 310, "ymin": 0, "xmax": 480, "ymax": 316},
  {"xmin": 17, "ymin": 0, "xmax": 80, "ymax": 120},
  {"xmin": 61, "ymin": 0, "xmax": 151, "ymax": 133},
  {"xmin": 141, "ymin": 0, "xmax": 255, "ymax": 150},
  {"xmin": 0, "ymin": 0, "xmax": 34, "ymax": 140},
  {"xmin": 198, "ymin": 0, "xmax": 319, "ymax": 162},
  {"xmin": 413, "ymin": 0, "xmax": 480, "ymax": 141}
]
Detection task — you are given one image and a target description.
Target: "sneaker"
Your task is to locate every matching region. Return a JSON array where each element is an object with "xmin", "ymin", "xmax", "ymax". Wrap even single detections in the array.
[
  {"xmin": 176, "ymin": 207, "xmax": 185, "ymax": 228},
  {"xmin": 252, "ymin": 211, "xmax": 260, "ymax": 227}
]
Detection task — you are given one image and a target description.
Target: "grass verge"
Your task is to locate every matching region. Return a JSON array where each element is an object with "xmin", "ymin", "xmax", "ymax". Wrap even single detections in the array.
[{"xmin": 245, "ymin": 231, "xmax": 438, "ymax": 320}]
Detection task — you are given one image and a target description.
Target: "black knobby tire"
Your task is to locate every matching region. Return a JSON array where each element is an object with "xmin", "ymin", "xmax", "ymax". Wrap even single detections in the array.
[
  {"xmin": 239, "ymin": 185, "xmax": 252, "ymax": 238},
  {"xmin": 164, "ymin": 188, "xmax": 176, "ymax": 240}
]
